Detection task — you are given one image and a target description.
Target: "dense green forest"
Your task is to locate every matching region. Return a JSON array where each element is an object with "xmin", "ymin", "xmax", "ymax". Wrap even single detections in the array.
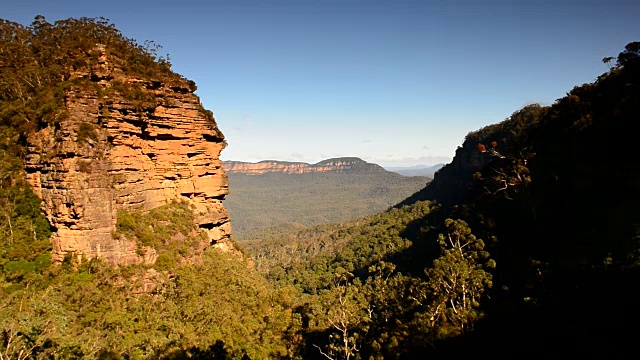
[
  {"xmin": 1, "ymin": 15, "xmax": 639, "ymax": 359},
  {"xmin": 225, "ymin": 171, "xmax": 430, "ymax": 239}
]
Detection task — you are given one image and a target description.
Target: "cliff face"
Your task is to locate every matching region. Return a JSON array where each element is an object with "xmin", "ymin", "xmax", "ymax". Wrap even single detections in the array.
[
  {"xmin": 24, "ymin": 50, "xmax": 231, "ymax": 264},
  {"xmin": 397, "ymin": 140, "xmax": 490, "ymax": 207},
  {"xmin": 224, "ymin": 157, "xmax": 386, "ymax": 175}
]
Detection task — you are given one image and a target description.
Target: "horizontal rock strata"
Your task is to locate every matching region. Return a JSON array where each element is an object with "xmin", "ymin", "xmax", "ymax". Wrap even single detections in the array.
[{"xmin": 25, "ymin": 54, "xmax": 232, "ymax": 264}]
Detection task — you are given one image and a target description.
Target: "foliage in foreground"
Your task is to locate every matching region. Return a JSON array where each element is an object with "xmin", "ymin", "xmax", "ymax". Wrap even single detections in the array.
[{"xmin": 0, "ymin": 248, "xmax": 294, "ymax": 359}]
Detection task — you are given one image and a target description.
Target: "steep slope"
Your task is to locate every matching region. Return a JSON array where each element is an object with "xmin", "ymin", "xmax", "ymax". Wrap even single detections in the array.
[
  {"xmin": 392, "ymin": 42, "xmax": 640, "ymax": 356},
  {"xmin": 397, "ymin": 104, "xmax": 544, "ymax": 207}
]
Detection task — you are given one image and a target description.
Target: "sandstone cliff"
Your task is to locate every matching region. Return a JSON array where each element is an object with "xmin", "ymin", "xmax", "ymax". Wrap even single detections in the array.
[
  {"xmin": 24, "ymin": 47, "xmax": 232, "ymax": 264},
  {"xmin": 223, "ymin": 157, "xmax": 386, "ymax": 175}
]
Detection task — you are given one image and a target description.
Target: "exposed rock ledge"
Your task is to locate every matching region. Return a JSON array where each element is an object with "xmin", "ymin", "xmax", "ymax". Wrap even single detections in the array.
[{"xmin": 24, "ymin": 50, "xmax": 232, "ymax": 265}]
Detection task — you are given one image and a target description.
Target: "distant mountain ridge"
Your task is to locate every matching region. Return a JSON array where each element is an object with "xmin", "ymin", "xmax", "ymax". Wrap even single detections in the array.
[
  {"xmin": 223, "ymin": 156, "xmax": 430, "ymax": 238},
  {"xmin": 223, "ymin": 157, "xmax": 386, "ymax": 175}
]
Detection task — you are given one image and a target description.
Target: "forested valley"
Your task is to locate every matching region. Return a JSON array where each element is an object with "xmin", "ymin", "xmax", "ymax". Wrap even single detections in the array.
[
  {"xmin": 225, "ymin": 169, "xmax": 430, "ymax": 240},
  {"xmin": 1, "ymin": 16, "xmax": 639, "ymax": 359}
]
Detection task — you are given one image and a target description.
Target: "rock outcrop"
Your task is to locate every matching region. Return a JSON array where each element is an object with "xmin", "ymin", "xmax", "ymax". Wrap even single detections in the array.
[
  {"xmin": 396, "ymin": 141, "xmax": 490, "ymax": 207},
  {"xmin": 24, "ymin": 48, "xmax": 232, "ymax": 264},
  {"xmin": 224, "ymin": 157, "xmax": 386, "ymax": 175}
]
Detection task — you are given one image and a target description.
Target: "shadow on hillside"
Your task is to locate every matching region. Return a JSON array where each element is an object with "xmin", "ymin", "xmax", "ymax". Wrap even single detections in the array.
[
  {"xmin": 409, "ymin": 267, "xmax": 640, "ymax": 359},
  {"xmin": 294, "ymin": 267, "xmax": 640, "ymax": 359},
  {"xmin": 294, "ymin": 197, "xmax": 640, "ymax": 358}
]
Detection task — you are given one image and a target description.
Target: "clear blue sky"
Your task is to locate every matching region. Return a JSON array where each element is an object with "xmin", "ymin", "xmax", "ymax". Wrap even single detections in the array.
[{"xmin": 2, "ymin": 0, "xmax": 638, "ymax": 167}]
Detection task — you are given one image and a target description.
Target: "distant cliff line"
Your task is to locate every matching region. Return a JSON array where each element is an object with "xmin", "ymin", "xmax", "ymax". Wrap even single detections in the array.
[{"xmin": 223, "ymin": 157, "xmax": 386, "ymax": 175}]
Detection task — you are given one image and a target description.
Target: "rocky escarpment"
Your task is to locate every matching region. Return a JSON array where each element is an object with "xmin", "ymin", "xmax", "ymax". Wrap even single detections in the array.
[
  {"xmin": 224, "ymin": 157, "xmax": 386, "ymax": 175},
  {"xmin": 397, "ymin": 142, "xmax": 490, "ymax": 207},
  {"xmin": 24, "ymin": 48, "xmax": 232, "ymax": 264}
]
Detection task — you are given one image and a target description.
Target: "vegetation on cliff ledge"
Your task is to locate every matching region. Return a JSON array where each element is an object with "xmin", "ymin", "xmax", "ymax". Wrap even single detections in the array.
[{"xmin": 114, "ymin": 201, "xmax": 208, "ymax": 270}]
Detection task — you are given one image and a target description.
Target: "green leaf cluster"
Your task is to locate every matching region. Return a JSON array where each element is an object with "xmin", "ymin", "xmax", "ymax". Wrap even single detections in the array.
[{"xmin": 0, "ymin": 248, "xmax": 295, "ymax": 359}]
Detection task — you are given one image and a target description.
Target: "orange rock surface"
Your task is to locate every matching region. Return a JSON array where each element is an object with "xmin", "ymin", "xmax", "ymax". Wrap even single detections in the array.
[{"xmin": 25, "ymin": 55, "xmax": 232, "ymax": 264}]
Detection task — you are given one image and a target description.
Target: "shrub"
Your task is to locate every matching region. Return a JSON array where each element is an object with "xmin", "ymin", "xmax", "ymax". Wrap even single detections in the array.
[
  {"xmin": 154, "ymin": 253, "xmax": 176, "ymax": 271},
  {"xmin": 77, "ymin": 122, "xmax": 98, "ymax": 144},
  {"xmin": 3, "ymin": 259, "xmax": 36, "ymax": 282},
  {"xmin": 34, "ymin": 254, "xmax": 52, "ymax": 273}
]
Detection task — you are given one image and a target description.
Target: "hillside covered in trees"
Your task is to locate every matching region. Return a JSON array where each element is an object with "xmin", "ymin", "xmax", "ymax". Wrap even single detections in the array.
[
  {"xmin": 1, "ymin": 14, "xmax": 639, "ymax": 359},
  {"xmin": 225, "ymin": 166, "xmax": 430, "ymax": 239}
]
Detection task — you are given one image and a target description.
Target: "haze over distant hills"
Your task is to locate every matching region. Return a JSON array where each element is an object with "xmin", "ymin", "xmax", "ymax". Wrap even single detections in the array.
[
  {"xmin": 223, "ymin": 157, "xmax": 430, "ymax": 239},
  {"xmin": 385, "ymin": 163, "xmax": 445, "ymax": 178}
]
